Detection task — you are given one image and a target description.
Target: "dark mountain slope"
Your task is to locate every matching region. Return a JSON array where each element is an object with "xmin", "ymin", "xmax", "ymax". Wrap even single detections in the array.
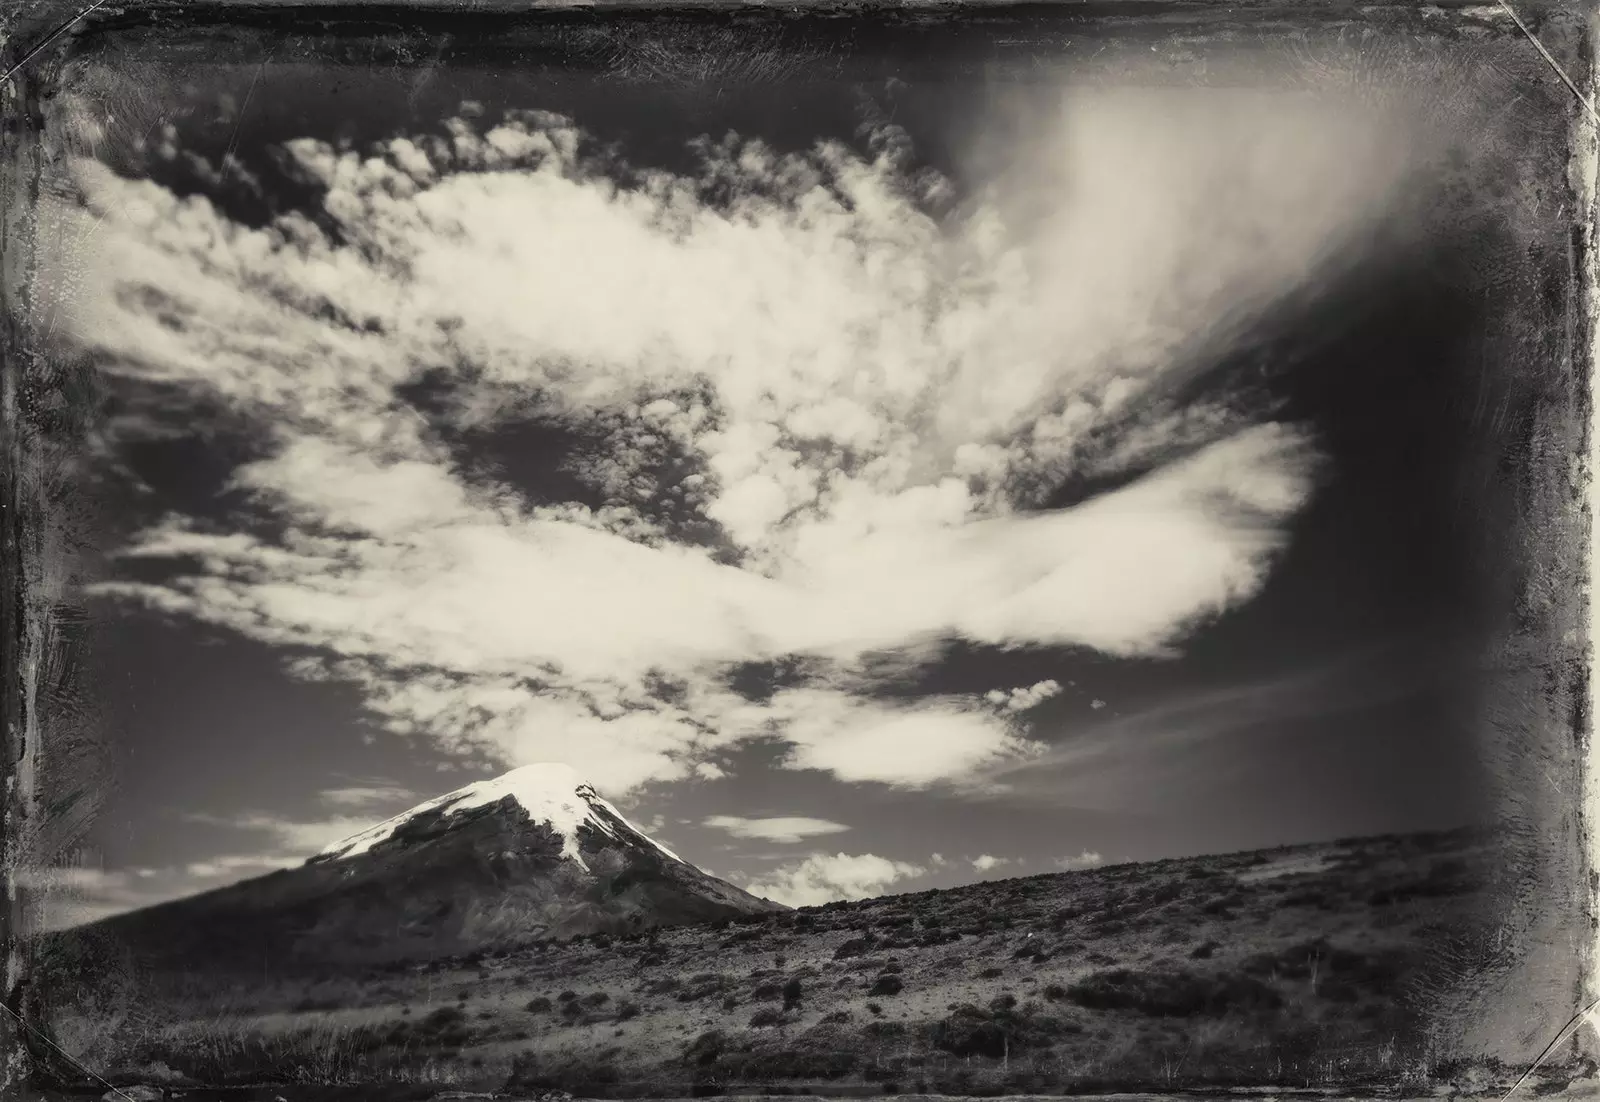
[{"xmin": 41, "ymin": 763, "xmax": 783, "ymax": 973}]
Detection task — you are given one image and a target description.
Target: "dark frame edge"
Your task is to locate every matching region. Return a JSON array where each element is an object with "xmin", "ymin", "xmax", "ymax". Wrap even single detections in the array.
[
  {"xmin": 0, "ymin": 0, "xmax": 47, "ymax": 1093},
  {"xmin": 0, "ymin": 1, "xmax": 1594, "ymax": 1097}
]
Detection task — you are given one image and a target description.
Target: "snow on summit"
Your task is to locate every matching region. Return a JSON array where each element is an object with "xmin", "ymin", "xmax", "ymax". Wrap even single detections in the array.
[{"xmin": 316, "ymin": 762, "xmax": 686, "ymax": 871}]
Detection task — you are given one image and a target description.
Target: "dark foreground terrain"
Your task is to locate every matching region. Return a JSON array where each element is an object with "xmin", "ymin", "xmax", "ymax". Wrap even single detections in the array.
[{"xmin": 31, "ymin": 829, "xmax": 1522, "ymax": 1098}]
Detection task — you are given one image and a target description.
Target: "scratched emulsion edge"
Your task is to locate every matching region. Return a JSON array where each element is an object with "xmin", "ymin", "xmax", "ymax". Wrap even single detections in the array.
[
  {"xmin": 1581, "ymin": 0, "xmax": 1600, "ymax": 1069},
  {"xmin": 0, "ymin": 1, "xmax": 56, "ymax": 1091},
  {"xmin": 0, "ymin": 0, "xmax": 1596, "ymax": 1096},
  {"xmin": 0, "ymin": 0, "xmax": 44, "ymax": 1093},
  {"xmin": 0, "ymin": 3, "xmax": 95, "ymax": 1094}
]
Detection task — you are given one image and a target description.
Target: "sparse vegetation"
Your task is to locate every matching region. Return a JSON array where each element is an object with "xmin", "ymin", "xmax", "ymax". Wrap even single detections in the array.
[
  {"xmin": 868, "ymin": 974, "xmax": 904, "ymax": 996},
  {"xmin": 44, "ymin": 829, "xmax": 1504, "ymax": 1098}
]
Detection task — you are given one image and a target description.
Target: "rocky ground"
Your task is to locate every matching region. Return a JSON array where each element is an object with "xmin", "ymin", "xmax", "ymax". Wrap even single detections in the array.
[{"xmin": 31, "ymin": 828, "xmax": 1521, "ymax": 1098}]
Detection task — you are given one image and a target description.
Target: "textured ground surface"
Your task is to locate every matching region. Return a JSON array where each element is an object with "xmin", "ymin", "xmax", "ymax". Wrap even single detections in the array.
[{"xmin": 30, "ymin": 828, "xmax": 1531, "ymax": 1098}]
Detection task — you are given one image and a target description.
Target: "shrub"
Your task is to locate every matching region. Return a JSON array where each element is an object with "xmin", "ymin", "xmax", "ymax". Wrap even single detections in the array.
[
  {"xmin": 866, "ymin": 1003, "xmax": 884, "ymax": 1016},
  {"xmin": 721, "ymin": 995, "xmax": 738, "ymax": 1012},
  {"xmin": 869, "ymin": 975, "xmax": 905, "ymax": 997},
  {"xmin": 414, "ymin": 1005, "xmax": 473, "ymax": 1047},
  {"xmin": 750, "ymin": 1007, "xmax": 785, "ymax": 1028},
  {"xmin": 557, "ymin": 990, "xmax": 578, "ymax": 1003},
  {"xmin": 615, "ymin": 1000, "xmax": 641, "ymax": 1022},
  {"xmin": 683, "ymin": 1030, "xmax": 726, "ymax": 1067},
  {"xmin": 782, "ymin": 978, "xmax": 803, "ymax": 1009},
  {"xmin": 932, "ymin": 1004, "xmax": 1012, "ymax": 1059},
  {"xmin": 978, "ymin": 966, "xmax": 1004, "ymax": 979},
  {"xmin": 752, "ymin": 982, "xmax": 783, "ymax": 1001},
  {"xmin": 1063, "ymin": 967, "xmax": 1282, "ymax": 1017},
  {"xmin": 1281, "ymin": 888, "xmax": 1330, "ymax": 908},
  {"xmin": 834, "ymin": 936, "xmax": 874, "ymax": 959},
  {"xmin": 1190, "ymin": 941, "xmax": 1220, "ymax": 960},
  {"xmin": 989, "ymin": 993, "xmax": 1018, "ymax": 1011},
  {"xmin": 1042, "ymin": 983, "xmax": 1067, "ymax": 1001},
  {"xmin": 583, "ymin": 991, "xmax": 611, "ymax": 1007},
  {"xmin": 747, "ymin": 1048, "xmax": 858, "ymax": 1081},
  {"xmin": 290, "ymin": 996, "xmax": 341, "ymax": 1013},
  {"xmin": 821, "ymin": 1010, "xmax": 852, "ymax": 1024},
  {"xmin": 1200, "ymin": 893, "xmax": 1244, "ymax": 916},
  {"xmin": 508, "ymin": 1051, "xmax": 622, "ymax": 1093}
]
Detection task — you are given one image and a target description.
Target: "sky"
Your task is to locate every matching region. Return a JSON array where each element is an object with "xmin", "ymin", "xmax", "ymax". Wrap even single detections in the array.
[{"xmin": 22, "ymin": 45, "xmax": 1526, "ymax": 927}]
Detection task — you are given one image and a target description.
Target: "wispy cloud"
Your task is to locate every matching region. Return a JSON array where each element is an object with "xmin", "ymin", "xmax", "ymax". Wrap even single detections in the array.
[
  {"xmin": 319, "ymin": 784, "xmax": 417, "ymax": 809},
  {"xmin": 703, "ymin": 815, "xmax": 851, "ymax": 843},
  {"xmin": 20, "ymin": 859, "xmax": 293, "ymax": 932},
  {"xmin": 46, "ymin": 91, "xmax": 1417, "ymax": 796},
  {"xmin": 979, "ymin": 640, "xmax": 1457, "ymax": 809},
  {"xmin": 183, "ymin": 853, "xmax": 302, "ymax": 879},
  {"xmin": 1053, "ymin": 850, "xmax": 1105, "ymax": 870},
  {"xmin": 183, "ymin": 811, "xmax": 379, "ymax": 853}
]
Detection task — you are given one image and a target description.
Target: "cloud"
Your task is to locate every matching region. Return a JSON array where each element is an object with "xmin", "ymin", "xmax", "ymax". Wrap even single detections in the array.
[
  {"xmin": 1053, "ymin": 851, "xmax": 1105, "ymax": 870},
  {"xmin": 978, "ymin": 640, "xmax": 1447, "ymax": 810},
  {"xmin": 183, "ymin": 811, "xmax": 380, "ymax": 854},
  {"xmin": 985, "ymin": 679, "xmax": 1063, "ymax": 713},
  {"xmin": 183, "ymin": 853, "xmax": 302, "ymax": 879},
  {"xmin": 22, "ymin": 805, "xmax": 411, "ymax": 929},
  {"xmin": 46, "ymin": 93, "xmax": 1410, "ymax": 794},
  {"xmin": 320, "ymin": 784, "xmax": 417, "ymax": 808},
  {"xmin": 752, "ymin": 688, "xmax": 1041, "ymax": 790},
  {"xmin": 742, "ymin": 852, "xmax": 928, "ymax": 908},
  {"xmin": 971, "ymin": 854, "xmax": 1011, "ymax": 872},
  {"xmin": 18, "ymin": 859, "xmax": 297, "ymax": 932},
  {"xmin": 703, "ymin": 815, "xmax": 851, "ymax": 843}
]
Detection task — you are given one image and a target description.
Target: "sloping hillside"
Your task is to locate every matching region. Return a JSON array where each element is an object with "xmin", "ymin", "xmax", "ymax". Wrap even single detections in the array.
[
  {"xmin": 38, "ymin": 828, "xmax": 1511, "ymax": 1098},
  {"xmin": 39, "ymin": 765, "xmax": 783, "ymax": 971}
]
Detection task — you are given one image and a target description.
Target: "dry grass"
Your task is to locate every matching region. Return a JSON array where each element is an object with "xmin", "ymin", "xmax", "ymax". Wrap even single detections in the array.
[{"xmin": 39, "ymin": 828, "xmax": 1518, "ymax": 1097}]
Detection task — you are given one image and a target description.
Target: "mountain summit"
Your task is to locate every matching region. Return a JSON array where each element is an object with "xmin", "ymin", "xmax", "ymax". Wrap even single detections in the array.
[
  {"xmin": 58, "ymin": 763, "xmax": 784, "ymax": 971},
  {"xmin": 314, "ymin": 762, "xmax": 687, "ymax": 870}
]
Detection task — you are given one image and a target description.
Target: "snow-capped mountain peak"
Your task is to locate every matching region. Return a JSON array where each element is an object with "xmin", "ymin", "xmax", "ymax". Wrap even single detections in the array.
[{"xmin": 316, "ymin": 762, "xmax": 684, "ymax": 871}]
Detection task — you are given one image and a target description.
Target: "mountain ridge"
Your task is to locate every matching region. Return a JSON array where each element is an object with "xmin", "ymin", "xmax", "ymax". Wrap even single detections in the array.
[
  {"xmin": 28, "ymin": 826, "xmax": 1512, "ymax": 1099},
  {"xmin": 47, "ymin": 763, "xmax": 784, "ymax": 972}
]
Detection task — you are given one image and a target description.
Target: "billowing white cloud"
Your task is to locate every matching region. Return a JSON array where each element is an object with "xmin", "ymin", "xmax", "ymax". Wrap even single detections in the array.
[
  {"xmin": 985, "ymin": 679, "xmax": 1063, "ymax": 713},
  {"xmin": 971, "ymin": 854, "xmax": 1011, "ymax": 872},
  {"xmin": 703, "ymin": 815, "xmax": 851, "ymax": 843},
  {"xmin": 742, "ymin": 852, "xmax": 928, "ymax": 907},
  {"xmin": 751, "ymin": 688, "xmax": 1040, "ymax": 789},
  {"xmin": 43, "ymin": 92, "xmax": 1411, "ymax": 794}
]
